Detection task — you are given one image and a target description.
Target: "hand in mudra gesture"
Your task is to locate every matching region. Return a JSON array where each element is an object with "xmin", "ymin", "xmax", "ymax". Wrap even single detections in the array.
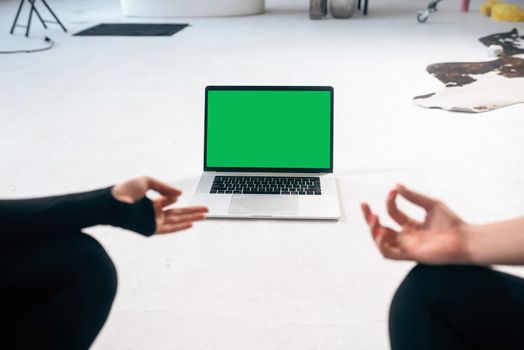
[
  {"xmin": 112, "ymin": 177, "xmax": 208, "ymax": 234},
  {"xmin": 361, "ymin": 184, "xmax": 469, "ymax": 264}
]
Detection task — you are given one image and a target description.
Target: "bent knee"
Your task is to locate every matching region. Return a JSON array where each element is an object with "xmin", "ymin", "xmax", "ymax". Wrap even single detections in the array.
[
  {"xmin": 64, "ymin": 234, "xmax": 118, "ymax": 305},
  {"xmin": 389, "ymin": 264, "xmax": 463, "ymax": 346},
  {"xmin": 391, "ymin": 264, "xmax": 495, "ymax": 313}
]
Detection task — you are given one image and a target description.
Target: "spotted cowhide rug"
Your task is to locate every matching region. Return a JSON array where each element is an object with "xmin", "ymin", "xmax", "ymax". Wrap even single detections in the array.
[{"xmin": 414, "ymin": 29, "xmax": 524, "ymax": 113}]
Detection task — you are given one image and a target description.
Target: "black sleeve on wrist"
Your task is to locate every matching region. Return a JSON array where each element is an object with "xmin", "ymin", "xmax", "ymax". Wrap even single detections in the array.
[
  {"xmin": 0, "ymin": 186, "xmax": 156, "ymax": 236},
  {"xmin": 104, "ymin": 187, "xmax": 156, "ymax": 236}
]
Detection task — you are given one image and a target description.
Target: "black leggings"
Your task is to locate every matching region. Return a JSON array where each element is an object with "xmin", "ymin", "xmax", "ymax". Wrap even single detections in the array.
[
  {"xmin": 390, "ymin": 264, "xmax": 524, "ymax": 350},
  {"xmin": 0, "ymin": 232, "xmax": 117, "ymax": 350}
]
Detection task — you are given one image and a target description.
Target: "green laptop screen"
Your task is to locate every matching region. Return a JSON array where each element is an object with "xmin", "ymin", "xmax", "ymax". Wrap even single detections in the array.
[{"xmin": 205, "ymin": 89, "xmax": 332, "ymax": 169}]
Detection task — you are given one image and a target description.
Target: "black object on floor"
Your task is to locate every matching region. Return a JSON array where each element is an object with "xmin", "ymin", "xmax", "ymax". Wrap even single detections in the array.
[
  {"xmin": 10, "ymin": 0, "xmax": 68, "ymax": 37},
  {"xmin": 74, "ymin": 23, "xmax": 188, "ymax": 37}
]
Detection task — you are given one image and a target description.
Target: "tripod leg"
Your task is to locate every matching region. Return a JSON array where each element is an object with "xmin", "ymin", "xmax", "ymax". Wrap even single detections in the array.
[
  {"xmin": 26, "ymin": 0, "xmax": 36, "ymax": 37},
  {"xmin": 358, "ymin": 0, "xmax": 361, "ymax": 10},
  {"xmin": 40, "ymin": 0, "xmax": 67, "ymax": 32},
  {"xmin": 363, "ymin": 0, "xmax": 369, "ymax": 15},
  {"xmin": 10, "ymin": 0, "xmax": 25, "ymax": 34},
  {"xmin": 33, "ymin": 5, "xmax": 48, "ymax": 29}
]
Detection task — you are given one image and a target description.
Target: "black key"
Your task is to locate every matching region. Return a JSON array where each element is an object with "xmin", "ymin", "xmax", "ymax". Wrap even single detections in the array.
[
  {"xmin": 315, "ymin": 191, "xmax": 321, "ymax": 195},
  {"xmin": 299, "ymin": 192, "xmax": 306, "ymax": 195},
  {"xmin": 210, "ymin": 190, "xmax": 218, "ymax": 194},
  {"xmin": 216, "ymin": 176, "xmax": 320, "ymax": 192},
  {"xmin": 290, "ymin": 191, "xmax": 298, "ymax": 195}
]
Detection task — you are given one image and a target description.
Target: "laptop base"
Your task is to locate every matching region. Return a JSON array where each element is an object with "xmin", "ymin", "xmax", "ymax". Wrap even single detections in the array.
[{"xmin": 191, "ymin": 172, "xmax": 340, "ymax": 220}]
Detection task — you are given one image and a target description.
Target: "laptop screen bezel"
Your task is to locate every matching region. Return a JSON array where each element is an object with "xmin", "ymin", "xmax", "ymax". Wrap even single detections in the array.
[{"xmin": 204, "ymin": 86, "xmax": 334, "ymax": 173}]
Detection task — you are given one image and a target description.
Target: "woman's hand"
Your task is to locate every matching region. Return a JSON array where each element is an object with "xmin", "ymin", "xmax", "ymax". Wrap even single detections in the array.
[
  {"xmin": 361, "ymin": 184, "xmax": 470, "ymax": 264},
  {"xmin": 112, "ymin": 177, "xmax": 208, "ymax": 234}
]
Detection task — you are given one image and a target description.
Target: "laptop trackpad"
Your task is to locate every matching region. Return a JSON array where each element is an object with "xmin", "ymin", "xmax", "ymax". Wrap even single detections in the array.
[{"xmin": 228, "ymin": 195, "xmax": 299, "ymax": 216}]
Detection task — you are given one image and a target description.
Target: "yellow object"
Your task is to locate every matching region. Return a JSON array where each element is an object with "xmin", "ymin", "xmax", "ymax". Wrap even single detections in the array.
[
  {"xmin": 491, "ymin": 3, "xmax": 524, "ymax": 21},
  {"xmin": 480, "ymin": 0, "xmax": 524, "ymax": 21},
  {"xmin": 480, "ymin": 0, "xmax": 498, "ymax": 16}
]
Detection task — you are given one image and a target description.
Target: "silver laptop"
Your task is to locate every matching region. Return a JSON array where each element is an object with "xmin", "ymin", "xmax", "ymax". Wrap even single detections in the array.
[{"xmin": 191, "ymin": 86, "xmax": 340, "ymax": 220}]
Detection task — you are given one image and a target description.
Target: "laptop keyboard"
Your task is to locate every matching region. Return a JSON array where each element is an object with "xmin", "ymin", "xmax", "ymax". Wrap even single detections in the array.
[{"xmin": 210, "ymin": 176, "xmax": 322, "ymax": 195}]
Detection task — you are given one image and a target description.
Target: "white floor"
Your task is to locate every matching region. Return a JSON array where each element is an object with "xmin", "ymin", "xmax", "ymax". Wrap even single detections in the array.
[{"xmin": 1, "ymin": 0, "xmax": 524, "ymax": 349}]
